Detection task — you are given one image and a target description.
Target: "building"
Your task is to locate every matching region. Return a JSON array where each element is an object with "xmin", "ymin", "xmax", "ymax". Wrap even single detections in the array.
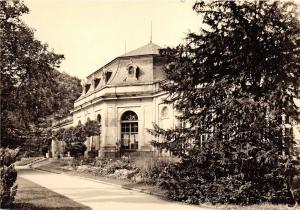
[
  {"xmin": 52, "ymin": 42, "xmax": 177, "ymax": 158},
  {"xmin": 51, "ymin": 42, "xmax": 300, "ymax": 159}
]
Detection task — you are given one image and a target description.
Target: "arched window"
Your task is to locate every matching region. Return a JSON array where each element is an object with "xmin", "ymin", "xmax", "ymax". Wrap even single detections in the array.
[
  {"xmin": 161, "ymin": 106, "xmax": 169, "ymax": 119},
  {"xmin": 96, "ymin": 114, "xmax": 102, "ymax": 151},
  {"xmin": 127, "ymin": 65, "xmax": 140, "ymax": 80},
  {"xmin": 97, "ymin": 114, "xmax": 101, "ymax": 125},
  {"xmin": 121, "ymin": 111, "xmax": 138, "ymax": 150},
  {"xmin": 128, "ymin": 66, "xmax": 134, "ymax": 75}
]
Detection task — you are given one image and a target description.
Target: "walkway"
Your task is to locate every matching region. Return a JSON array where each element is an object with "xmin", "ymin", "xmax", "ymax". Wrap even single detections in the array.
[{"xmin": 18, "ymin": 168, "xmax": 214, "ymax": 210}]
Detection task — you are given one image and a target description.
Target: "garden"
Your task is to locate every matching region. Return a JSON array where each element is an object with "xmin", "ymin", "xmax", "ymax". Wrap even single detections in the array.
[
  {"xmin": 29, "ymin": 155, "xmax": 300, "ymax": 210},
  {"xmin": 35, "ymin": 155, "xmax": 171, "ymax": 194}
]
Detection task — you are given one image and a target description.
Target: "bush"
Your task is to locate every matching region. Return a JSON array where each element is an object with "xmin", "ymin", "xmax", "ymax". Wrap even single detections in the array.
[
  {"xmin": 72, "ymin": 156, "xmax": 170, "ymax": 184},
  {"xmin": 156, "ymin": 156, "xmax": 299, "ymax": 205},
  {"xmin": 0, "ymin": 148, "xmax": 19, "ymax": 208},
  {"xmin": 87, "ymin": 150, "xmax": 97, "ymax": 158},
  {"xmin": 93, "ymin": 157, "xmax": 111, "ymax": 168},
  {"xmin": 133, "ymin": 157, "xmax": 170, "ymax": 185},
  {"xmin": 105, "ymin": 156, "xmax": 136, "ymax": 174},
  {"xmin": 291, "ymin": 171, "xmax": 300, "ymax": 204},
  {"xmin": 67, "ymin": 142, "xmax": 87, "ymax": 158}
]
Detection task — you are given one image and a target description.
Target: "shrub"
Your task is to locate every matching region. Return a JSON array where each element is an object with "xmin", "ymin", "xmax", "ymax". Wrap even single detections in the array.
[
  {"xmin": 84, "ymin": 120, "xmax": 100, "ymax": 137},
  {"xmin": 87, "ymin": 150, "xmax": 97, "ymax": 158},
  {"xmin": 156, "ymin": 156, "xmax": 299, "ymax": 205},
  {"xmin": 67, "ymin": 142, "xmax": 87, "ymax": 158},
  {"xmin": 93, "ymin": 157, "xmax": 111, "ymax": 168},
  {"xmin": 105, "ymin": 156, "xmax": 136, "ymax": 174},
  {"xmin": 112, "ymin": 169, "xmax": 139, "ymax": 180},
  {"xmin": 73, "ymin": 124, "xmax": 87, "ymax": 143},
  {"xmin": 0, "ymin": 148, "xmax": 19, "ymax": 208},
  {"xmin": 291, "ymin": 166, "xmax": 300, "ymax": 204},
  {"xmin": 134, "ymin": 157, "xmax": 170, "ymax": 185}
]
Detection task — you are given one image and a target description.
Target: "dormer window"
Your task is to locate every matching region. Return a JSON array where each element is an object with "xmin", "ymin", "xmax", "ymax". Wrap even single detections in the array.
[
  {"xmin": 94, "ymin": 78, "xmax": 100, "ymax": 89},
  {"xmin": 85, "ymin": 84, "xmax": 91, "ymax": 93},
  {"xmin": 127, "ymin": 65, "xmax": 140, "ymax": 80},
  {"xmin": 105, "ymin": 72, "xmax": 112, "ymax": 83},
  {"xmin": 128, "ymin": 66, "xmax": 134, "ymax": 75},
  {"xmin": 136, "ymin": 67, "xmax": 140, "ymax": 79}
]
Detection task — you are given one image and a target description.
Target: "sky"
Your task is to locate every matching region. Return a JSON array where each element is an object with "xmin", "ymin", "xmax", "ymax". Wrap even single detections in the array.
[{"xmin": 22, "ymin": 0, "xmax": 201, "ymax": 79}]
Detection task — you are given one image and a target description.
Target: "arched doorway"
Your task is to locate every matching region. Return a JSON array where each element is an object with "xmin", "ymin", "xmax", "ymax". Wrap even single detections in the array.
[{"xmin": 121, "ymin": 111, "xmax": 138, "ymax": 150}]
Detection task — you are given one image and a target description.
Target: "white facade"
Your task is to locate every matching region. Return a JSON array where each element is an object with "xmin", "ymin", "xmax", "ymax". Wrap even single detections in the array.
[{"xmin": 52, "ymin": 43, "xmax": 177, "ymax": 157}]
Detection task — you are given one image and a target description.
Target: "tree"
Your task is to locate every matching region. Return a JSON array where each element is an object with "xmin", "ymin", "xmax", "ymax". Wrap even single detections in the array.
[
  {"xmin": 53, "ymin": 125, "xmax": 88, "ymax": 157},
  {"xmin": 152, "ymin": 0, "xmax": 300, "ymax": 205},
  {"xmin": 73, "ymin": 124, "xmax": 87, "ymax": 143},
  {"xmin": 54, "ymin": 128, "xmax": 65, "ymax": 142},
  {"xmin": 52, "ymin": 72, "xmax": 82, "ymax": 120},
  {"xmin": 0, "ymin": 0, "xmax": 63, "ymax": 148},
  {"xmin": 85, "ymin": 120, "xmax": 100, "ymax": 137},
  {"xmin": 0, "ymin": 0, "xmax": 82, "ymax": 149}
]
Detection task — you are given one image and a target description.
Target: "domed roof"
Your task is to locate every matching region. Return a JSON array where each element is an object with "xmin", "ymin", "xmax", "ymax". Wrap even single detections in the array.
[{"xmin": 121, "ymin": 42, "xmax": 161, "ymax": 57}]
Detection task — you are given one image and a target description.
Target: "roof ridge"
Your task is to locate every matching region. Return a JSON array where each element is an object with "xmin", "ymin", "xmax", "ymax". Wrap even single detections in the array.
[{"xmin": 121, "ymin": 42, "xmax": 161, "ymax": 57}]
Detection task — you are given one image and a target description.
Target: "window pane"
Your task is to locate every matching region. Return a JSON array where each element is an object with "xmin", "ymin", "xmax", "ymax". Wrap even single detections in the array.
[
  {"xmin": 121, "ymin": 118, "xmax": 138, "ymax": 150},
  {"xmin": 121, "ymin": 111, "xmax": 138, "ymax": 121}
]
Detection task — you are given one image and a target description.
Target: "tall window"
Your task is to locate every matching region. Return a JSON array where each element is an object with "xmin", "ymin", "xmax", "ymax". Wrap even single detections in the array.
[
  {"xmin": 161, "ymin": 106, "xmax": 169, "ymax": 119},
  {"xmin": 96, "ymin": 114, "xmax": 102, "ymax": 133},
  {"xmin": 121, "ymin": 111, "xmax": 138, "ymax": 150},
  {"xmin": 96, "ymin": 114, "xmax": 102, "ymax": 151},
  {"xmin": 97, "ymin": 114, "xmax": 101, "ymax": 125}
]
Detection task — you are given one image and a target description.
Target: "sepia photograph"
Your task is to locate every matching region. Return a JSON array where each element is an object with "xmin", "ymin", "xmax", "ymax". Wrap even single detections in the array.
[{"xmin": 1, "ymin": 0, "xmax": 300, "ymax": 209}]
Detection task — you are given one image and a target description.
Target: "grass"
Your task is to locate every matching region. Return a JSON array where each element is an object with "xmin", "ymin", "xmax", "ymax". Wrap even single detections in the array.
[
  {"xmin": 12, "ymin": 175, "xmax": 91, "ymax": 210},
  {"xmin": 15, "ymin": 157, "xmax": 44, "ymax": 166}
]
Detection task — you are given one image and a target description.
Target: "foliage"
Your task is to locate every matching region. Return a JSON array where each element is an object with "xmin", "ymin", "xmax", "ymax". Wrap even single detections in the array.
[
  {"xmin": 135, "ymin": 157, "xmax": 171, "ymax": 185},
  {"xmin": 72, "ymin": 124, "xmax": 87, "ymax": 143},
  {"xmin": 0, "ymin": 148, "xmax": 19, "ymax": 208},
  {"xmin": 63, "ymin": 127, "xmax": 74, "ymax": 143},
  {"xmin": 291, "ymin": 165, "xmax": 300, "ymax": 204},
  {"xmin": 52, "ymin": 72, "xmax": 82, "ymax": 120},
  {"xmin": 152, "ymin": 0, "xmax": 300, "ymax": 205},
  {"xmin": 52, "ymin": 124, "xmax": 90, "ymax": 157},
  {"xmin": 53, "ymin": 120, "xmax": 100, "ymax": 148},
  {"xmin": 54, "ymin": 128, "xmax": 65, "ymax": 142},
  {"xmin": 0, "ymin": 0, "xmax": 82, "ymax": 149},
  {"xmin": 104, "ymin": 156, "xmax": 136, "ymax": 174},
  {"xmin": 66, "ymin": 142, "xmax": 87, "ymax": 158},
  {"xmin": 85, "ymin": 120, "xmax": 101, "ymax": 137},
  {"xmin": 71, "ymin": 156, "xmax": 170, "ymax": 184},
  {"xmin": 0, "ymin": 0, "xmax": 63, "ymax": 148}
]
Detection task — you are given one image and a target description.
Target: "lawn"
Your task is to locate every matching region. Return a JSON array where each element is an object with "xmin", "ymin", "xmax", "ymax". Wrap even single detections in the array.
[
  {"xmin": 13, "ymin": 172, "xmax": 91, "ymax": 210},
  {"xmin": 15, "ymin": 157, "xmax": 44, "ymax": 166}
]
